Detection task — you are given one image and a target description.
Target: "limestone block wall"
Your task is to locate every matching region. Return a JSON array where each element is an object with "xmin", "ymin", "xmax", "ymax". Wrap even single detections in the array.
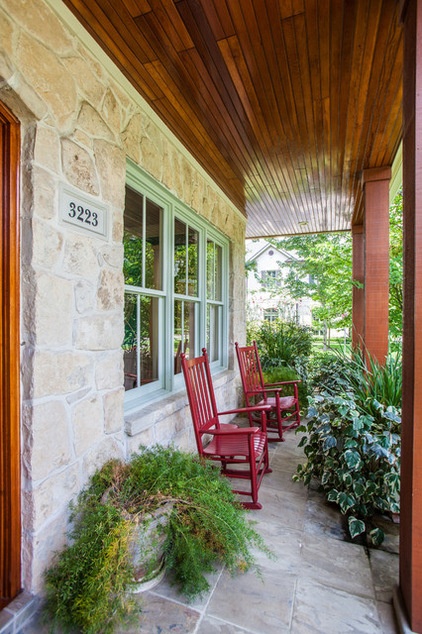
[{"xmin": 0, "ymin": 0, "xmax": 247, "ymax": 594}]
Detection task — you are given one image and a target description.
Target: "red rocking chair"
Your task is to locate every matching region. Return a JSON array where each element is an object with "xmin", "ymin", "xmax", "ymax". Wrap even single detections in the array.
[
  {"xmin": 181, "ymin": 348, "xmax": 271, "ymax": 510},
  {"xmin": 235, "ymin": 340, "xmax": 301, "ymax": 442}
]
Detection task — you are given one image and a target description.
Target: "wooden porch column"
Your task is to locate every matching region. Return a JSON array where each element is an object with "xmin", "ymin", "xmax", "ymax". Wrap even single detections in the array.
[
  {"xmin": 397, "ymin": 0, "xmax": 422, "ymax": 631},
  {"xmin": 351, "ymin": 224, "xmax": 364, "ymax": 348},
  {"xmin": 361, "ymin": 167, "xmax": 391, "ymax": 364}
]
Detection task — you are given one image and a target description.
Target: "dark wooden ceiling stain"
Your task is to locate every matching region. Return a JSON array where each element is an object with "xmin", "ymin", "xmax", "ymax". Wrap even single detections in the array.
[{"xmin": 63, "ymin": 0, "xmax": 403, "ymax": 237}]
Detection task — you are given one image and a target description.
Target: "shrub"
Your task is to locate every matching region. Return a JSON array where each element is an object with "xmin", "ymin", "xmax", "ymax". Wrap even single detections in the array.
[
  {"xmin": 247, "ymin": 318, "xmax": 313, "ymax": 373},
  {"xmin": 294, "ymin": 391, "xmax": 401, "ymax": 544},
  {"xmin": 44, "ymin": 446, "xmax": 270, "ymax": 633},
  {"xmin": 263, "ymin": 365, "xmax": 309, "ymax": 410},
  {"xmin": 309, "ymin": 348, "xmax": 402, "ymax": 418}
]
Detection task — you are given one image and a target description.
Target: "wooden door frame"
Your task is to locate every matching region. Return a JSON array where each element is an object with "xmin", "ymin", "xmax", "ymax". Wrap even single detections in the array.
[{"xmin": 0, "ymin": 100, "xmax": 21, "ymax": 608}]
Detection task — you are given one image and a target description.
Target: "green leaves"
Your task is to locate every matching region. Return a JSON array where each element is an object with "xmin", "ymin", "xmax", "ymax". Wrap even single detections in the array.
[
  {"xmin": 344, "ymin": 450, "xmax": 361, "ymax": 470},
  {"xmin": 295, "ymin": 363, "xmax": 401, "ymax": 545},
  {"xmin": 348, "ymin": 517, "xmax": 365, "ymax": 539}
]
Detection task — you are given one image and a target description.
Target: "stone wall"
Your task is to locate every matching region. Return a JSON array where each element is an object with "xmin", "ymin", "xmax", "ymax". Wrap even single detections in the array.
[{"xmin": 0, "ymin": 0, "xmax": 246, "ymax": 594}]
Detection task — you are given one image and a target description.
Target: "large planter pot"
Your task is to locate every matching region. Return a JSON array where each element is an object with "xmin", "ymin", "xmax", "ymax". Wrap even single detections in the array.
[{"xmin": 128, "ymin": 502, "xmax": 174, "ymax": 593}]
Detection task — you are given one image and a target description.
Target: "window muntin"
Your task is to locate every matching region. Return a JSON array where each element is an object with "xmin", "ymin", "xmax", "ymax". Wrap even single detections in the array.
[{"xmin": 123, "ymin": 166, "xmax": 228, "ymax": 403}]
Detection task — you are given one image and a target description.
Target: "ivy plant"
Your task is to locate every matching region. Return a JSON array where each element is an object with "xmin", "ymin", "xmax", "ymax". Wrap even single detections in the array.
[{"xmin": 294, "ymin": 392, "xmax": 401, "ymax": 545}]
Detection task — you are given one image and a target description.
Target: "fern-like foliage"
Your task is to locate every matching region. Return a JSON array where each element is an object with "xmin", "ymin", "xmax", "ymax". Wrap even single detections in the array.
[{"xmin": 44, "ymin": 445, "xmax": 270, "ymax": 631}]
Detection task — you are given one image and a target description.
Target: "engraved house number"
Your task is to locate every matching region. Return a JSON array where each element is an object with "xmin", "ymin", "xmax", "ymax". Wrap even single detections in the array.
[
  {"xmin": 59, "ymin": 184, "xmax": 108, "ymax": 239},
  {"xmin": 68, "ymin": 201, "xmax": 99, "ymax": 227}
]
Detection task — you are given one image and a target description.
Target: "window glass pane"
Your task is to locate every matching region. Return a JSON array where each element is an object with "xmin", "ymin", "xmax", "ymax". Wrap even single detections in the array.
[
  {"xmin": 207, "ymin": 304, "xmax": 220, "ymax": 362},
  {"xmin": 188, "ymin": 227, "xmax": 198, "ymax": 296},
  {"xmin": 174, "ymin": 219, "xmax": 198, "ymax": 296},
  {"xmin": 124, "ymin": 292, "xmax": 160, "ymax": 390},
  {"xmin": 123, "ymin": 187, "xmax": 162, "ymax": 290},
  {"xmin": 207, "ymin": 240, "xmax": 222, "ymax": 301},
  {"xmin": 174, "ymin": 218, "xmax": 187, "ymax": 294},
  {"xmin": 174, "ymin": 300, "xmax": 196, "ymax": 372},
  {"xmin": 145, "ymin": 199, "xmax": 162, "ymax": 290},
  {"xmin": 124, "ymin": 187, "xmax": 143, "ymax": 286}
]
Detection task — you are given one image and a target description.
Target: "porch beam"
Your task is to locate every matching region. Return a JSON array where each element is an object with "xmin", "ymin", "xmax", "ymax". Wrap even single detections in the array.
[
  {"xmin": 398, "ymin": 0, "xmax": 422, "ymax": 631},
  {"xmin": 361, "ymin": 167, "xmax": 391, "ymax": 364}
]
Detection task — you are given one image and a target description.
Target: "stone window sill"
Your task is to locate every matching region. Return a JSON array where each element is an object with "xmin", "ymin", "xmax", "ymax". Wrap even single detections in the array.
[{"xmin": 124, "ymin": 369, "xmax": 236, "ymax": 437}]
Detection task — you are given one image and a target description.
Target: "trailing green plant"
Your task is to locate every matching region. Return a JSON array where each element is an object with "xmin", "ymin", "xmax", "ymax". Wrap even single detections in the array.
[
  {"xmin": 44, "ymin": 445, "xmax": 270, "ymax": 633},
  {"xmin": 294, "ymin": 392, "xmax": 401, "ymax": 544}
]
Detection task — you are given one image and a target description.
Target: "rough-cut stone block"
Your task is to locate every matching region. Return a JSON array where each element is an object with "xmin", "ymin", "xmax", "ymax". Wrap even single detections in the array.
[
  {"xmin": 16, "ymin": 32, "xmax": 77, "ymax": 129},
  {"xmin": 63, "ymin": 234, "xmax": 99, "ymax": 279},
  {"xmin": 32, "ymin": 167, "xmax": 57, "ymax": 221},
  {"xmin": 103, "ymin": 388, "xmax": 124, "ymax": 434},
  {"xmin": 29, "ymin": 513, "xmax": 68, "ymax": 594},
  {"xmin": 32, "ymin": 351, "xmax": 93, "ymax": 397},
  {"xmin": 61, "ymin": 137, "xmax": 99, "ymax": 195},
  {"xmin": 74, "ymin": 279, "xmax": 96, "ymax": 314},
  {"xmin": 74, "ymin": 313, "xmax": 123, "ymax": 351},
  {"xmin": 34, "ymin": 125, "xmax": 60, "ymax": 172},
  {"xmin": 31, "ymin": 219, "xmax": 64, "ymax": 269},
  {"xmin": 95, "ymin": 350, "xmax": 123, "ymax": 390},
  {"xmin": 31, "ymin": 464, "xmax": 79, "ymax": 526},
  {"xmin": 97, "ymin": 268, "xmax": 124, "ymax": 310},
  {"xmin": 72, "ymin": 395, "xmax": 104, "ymax": 456},
  {"xmin": 81, "ymin": 436, "xmax": 125, "ymax": 482},
  {"xmin": 7, "ymin": 0, "xmax": 74, "ymax": 54},
  {"xmin": 35, "ymin": 272, "xmax": 73, "ymax": 346},
  {"xmin": 93, "ymin": 139, "xmax": 126, "ymax": 207},
  {"xmin": 22, "ymin": 400, "xmax": 72, "ymax": 481}
]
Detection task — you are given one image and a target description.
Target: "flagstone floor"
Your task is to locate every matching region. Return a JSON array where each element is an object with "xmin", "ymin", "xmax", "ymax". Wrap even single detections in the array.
[{"xmin": 23, "ymin": 430, "xmax": 399, "ymax": 634}]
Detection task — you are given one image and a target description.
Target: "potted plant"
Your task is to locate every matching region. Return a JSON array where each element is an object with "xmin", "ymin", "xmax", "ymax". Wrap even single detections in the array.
[{"xmin": 43, "ymin": 445, "xmax": 270, "ymax": 634}]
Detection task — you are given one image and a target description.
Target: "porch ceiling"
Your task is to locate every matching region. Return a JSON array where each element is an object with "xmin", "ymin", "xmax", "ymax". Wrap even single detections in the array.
[{"xmin": 62, "ymin": 0, "xmax": 403, "ymax": 238}]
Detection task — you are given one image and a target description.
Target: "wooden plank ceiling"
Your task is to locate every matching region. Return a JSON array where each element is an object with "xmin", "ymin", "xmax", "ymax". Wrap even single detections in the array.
[{"xmin": 62, "ymin": 0, "xmax": 403, "ymax": 237}]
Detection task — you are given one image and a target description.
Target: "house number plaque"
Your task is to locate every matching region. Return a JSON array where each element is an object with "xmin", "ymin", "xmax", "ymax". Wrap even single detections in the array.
[{"xmin": 59, "ymin": 183, "xmax": 109, "ymax": 239}]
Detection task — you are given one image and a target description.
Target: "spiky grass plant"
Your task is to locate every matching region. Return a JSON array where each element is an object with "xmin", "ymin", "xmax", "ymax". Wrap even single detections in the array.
[{"xmin": 44, "ymin": 445, "xmax": 270, "ymax": 632}]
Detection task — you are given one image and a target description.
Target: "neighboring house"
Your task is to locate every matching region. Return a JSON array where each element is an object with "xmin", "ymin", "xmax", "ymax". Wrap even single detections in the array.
[{"xmin": 245, "ymin": 240, "xmax": 313, "ymax": 326}]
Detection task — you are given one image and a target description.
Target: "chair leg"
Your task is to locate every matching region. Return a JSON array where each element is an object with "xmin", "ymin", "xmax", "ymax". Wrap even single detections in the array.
[{"xmin": 242, "ymin": 501, "xmax": 263, "ymax": 510}]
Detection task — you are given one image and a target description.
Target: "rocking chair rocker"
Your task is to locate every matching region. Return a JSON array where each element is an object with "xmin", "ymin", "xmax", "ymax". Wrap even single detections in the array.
[
  {"xmin": 235, "ymin": 340, "xmax": 301, "ymax": 442},
  {"xmin": 181, "ymin": 348, "xmax": 271, "ymax": 510}
]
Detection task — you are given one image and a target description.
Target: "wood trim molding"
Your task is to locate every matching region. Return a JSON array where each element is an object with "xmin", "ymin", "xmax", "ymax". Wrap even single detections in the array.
[{"xmin": 0, "ymin": 100, "xmax": 21, "ymax": 608}]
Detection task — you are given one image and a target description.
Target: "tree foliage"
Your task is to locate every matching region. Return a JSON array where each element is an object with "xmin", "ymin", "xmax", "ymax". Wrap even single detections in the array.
[
  {"xmin": 389, "ymin": 190, "xmax": 403, "ymax": 341},
  {"xmin": 272, "ymin": 190, "xmax": 403, "ymax": 341},
  {"xmin": 272, "ymin": 232, "xmax": 353, "ymax": 331}
]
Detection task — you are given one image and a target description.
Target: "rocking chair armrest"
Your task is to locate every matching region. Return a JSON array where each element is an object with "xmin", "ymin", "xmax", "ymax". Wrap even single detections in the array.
[
  {"xmin": 206, "ymin": 426, "xmax": 261, "ymax": 436},
  {"xmin": 265, "ymin": 379, "xmax": 301, "ymax": 387},
  {"xmin": 247, "ymin": 385, "xmax": 298, "ymax": 397},
  {"xmin": 217, "ymin": 405, "xmax": 272, "ymax": 417}
]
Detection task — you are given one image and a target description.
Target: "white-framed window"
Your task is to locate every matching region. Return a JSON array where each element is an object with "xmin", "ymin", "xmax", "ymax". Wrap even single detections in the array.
[
  {"xmin": 260, "ymin": 269, "xmax": 282, "ymax": 289},
  {"xmin": 123, "ymin": 162, "xmax": 229, "ymax": 405},
  {"xmin": 263, "ymin": 308, "xmax": 279, "ymax": 322}
]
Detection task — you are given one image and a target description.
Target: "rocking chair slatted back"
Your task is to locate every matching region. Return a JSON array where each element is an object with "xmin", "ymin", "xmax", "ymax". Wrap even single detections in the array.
[
  {"xmin": 181, "ymin": 351, "xmax": 220, "ymax": 451},
  {"xmin": 181, "ymin": 348, "xmax": 272, "ymax": 509},
  {"xmin": 235, "ymin": 340, "xmax": 301, "ymax": 442}
]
